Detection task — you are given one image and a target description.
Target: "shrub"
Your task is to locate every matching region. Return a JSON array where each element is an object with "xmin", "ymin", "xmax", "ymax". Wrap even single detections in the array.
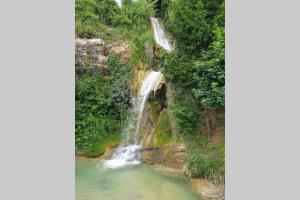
[
  {"xmin": 187, "ymin": 138, "xmax": 225, "ymax": 182},
  {"xmin": 75, "ymin": 55, "xmax": 133, "ymax": 157}
]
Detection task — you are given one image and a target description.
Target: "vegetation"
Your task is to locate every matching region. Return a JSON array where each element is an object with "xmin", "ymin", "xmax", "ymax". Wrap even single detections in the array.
[
  {"xmin": 160, "ymin": 0, "xmax": 225, "ymax": 181},
  {"xmin": 152, "ymin": 111, "xmax": 173, "ymax": 146},
  {"xmin": 75, "ymin": 55, "xmax": 133, "ymax": 157},
  {"xmin": 187, "ymin": 137, "xmax": 225, "ymax": 182},
  {"xmin": 75, "ymin": 0, "xmax": 225, "ymax": 184}
]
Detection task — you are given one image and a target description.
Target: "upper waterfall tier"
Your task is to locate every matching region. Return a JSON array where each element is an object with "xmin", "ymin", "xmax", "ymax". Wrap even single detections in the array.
[{"xmin": 150, "ymin": 17, "xmax": 172, "ymax": 52}]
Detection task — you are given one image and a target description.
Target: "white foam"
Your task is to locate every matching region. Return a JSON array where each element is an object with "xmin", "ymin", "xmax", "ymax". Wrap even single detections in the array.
[{"xmin": 103, "ymin": 145, "xmax": 141, "ymax": 169}]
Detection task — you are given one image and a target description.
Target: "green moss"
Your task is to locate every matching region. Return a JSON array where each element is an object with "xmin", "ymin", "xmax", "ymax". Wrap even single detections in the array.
[
  {"xmin": 153, "ymin": 111, "xmax": 174, "ymax": 146},
  {"xmin": 85, "ymin": 133, "xmax": 120, "ymax": 157}
]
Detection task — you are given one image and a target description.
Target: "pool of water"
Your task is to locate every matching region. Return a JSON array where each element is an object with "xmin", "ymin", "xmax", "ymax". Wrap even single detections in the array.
[{"xmin": 76, "ymin": 158, "xmax": 201, "ymax": 200}]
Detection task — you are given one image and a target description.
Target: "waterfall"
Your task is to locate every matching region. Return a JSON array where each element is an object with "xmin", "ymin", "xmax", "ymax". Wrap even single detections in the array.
[
  {"xmin": 150, "ymin": 17, "xmax": 172, "ymax": 52},
  {"xmin": 103, "ymin": 71, "xmax": 162, "ymax": 169}
]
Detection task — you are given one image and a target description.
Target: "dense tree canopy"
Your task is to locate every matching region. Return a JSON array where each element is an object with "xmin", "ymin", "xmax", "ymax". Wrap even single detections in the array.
[{"xmin": 163, "ymin": 0, "xmax": 225, "ymax": 110}]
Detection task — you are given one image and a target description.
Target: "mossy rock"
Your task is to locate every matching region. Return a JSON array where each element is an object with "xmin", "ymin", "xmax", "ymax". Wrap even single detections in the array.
[{"xmin": 152, "ymin": 110, "xmax": 174, "ymax": 147}]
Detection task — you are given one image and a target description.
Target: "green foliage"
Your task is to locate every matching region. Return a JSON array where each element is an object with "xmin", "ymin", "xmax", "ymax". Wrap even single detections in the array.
[
  {"xmin": 192, "ymin": 26, "xmax": 225, "ymax": 109},
  {"xmin": 153, "ymin": 111, "xmax": 173, "ymax": 146},
  {"xmin": 112, "ymin": 0, "xmax": 153, "ymax": 32},
  {"xmin": 75, "ymin": 0, "xmax": 153, "ymax": 39},
  {"xmin": 167, "ymin": 84, "xmax": 202, "ymax": 139},
  {"xmin": 166, "ymin": 0, "xmax": 212, "ymax": 55},
  {"xmin": 147, "ymin": 0, "xmax": 170, "ymax": 19},
  {"xmin": 130, "ymin": 30, "xmax": 154, "ymax": 66},
  {"xmin": 75, "ymin": 0, "xmax": 118, "ymax": 38},
  {"xmin": 163, "ymin": 0, "xmax": 225, "ymax": 110},
  {"xmin": 163, "ymin": 53, "xmax": 195, "ymax": 87},
  {"xmin": 187, "ymin": 138, "xmax": 225, "ymax": 181},
  {"xmin": 75, "ymin": 0, "xmax": 117, "ymax": 25},
  {"xmin": 75, "ymin": 55, "xmax": 133, "ymax": 157}
]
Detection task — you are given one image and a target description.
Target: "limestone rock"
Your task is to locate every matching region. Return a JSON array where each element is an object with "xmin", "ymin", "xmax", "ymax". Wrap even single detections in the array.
[
  {"xmin": 75, "ymin": 38, "xmax": 106, "ymax": 71},
  {"xmin": 140, "ymin": 148, "xmax": 163, "ymax": 164},
  {"xmin": 140, "ymin": 144, "xmax": 187, "ymax": 170},
  {"xmin": 100, "ymin": 146, "xmax": 118, "ymax": 160},
  {"xmin": 104, "ymin": 42, "xmax": 131, "ymax": 64},
  {"xmin": 75, "ymin": 38, "xmax": 131, "ymax": 72}
]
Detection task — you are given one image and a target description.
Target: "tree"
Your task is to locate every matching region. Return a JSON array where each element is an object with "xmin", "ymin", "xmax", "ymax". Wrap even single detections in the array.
[{"xmin": 167, "ymin": 0, "xmax": 212, "ymax": 56}]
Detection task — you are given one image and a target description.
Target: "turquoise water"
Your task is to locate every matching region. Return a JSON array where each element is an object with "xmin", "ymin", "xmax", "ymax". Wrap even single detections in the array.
[{"xmin": 76, "ymin": 158, "xmax": 201, "ymax": 200}]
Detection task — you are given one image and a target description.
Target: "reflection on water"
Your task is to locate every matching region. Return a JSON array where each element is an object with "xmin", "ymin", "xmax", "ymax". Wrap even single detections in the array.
[{"xmin": 76, "ymin": 158, "xmax": 201, "ymax": 200}]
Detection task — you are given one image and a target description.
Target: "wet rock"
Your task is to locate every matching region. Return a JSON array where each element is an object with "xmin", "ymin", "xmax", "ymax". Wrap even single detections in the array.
[
  {"xmin": 100, "ymin": 145, "xmax": 118, "ymax": 160},
  {"xmin": 140, "ymin": 144, "xmax": 187, "ymax": 170},
  {"xmin": 140, "ymin": 148, "xmax": 163, "ymax": 164}
]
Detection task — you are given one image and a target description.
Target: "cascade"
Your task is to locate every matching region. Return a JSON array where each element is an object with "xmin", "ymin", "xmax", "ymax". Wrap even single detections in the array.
[
  {"xmin": 103, "ymin": 7, "xmax": 172, "ymax": 170},
  {"xmin": 150, "ymin": 17, "xmax": 172, "ymax": 52},
  {"xmin": 103, "ymin": 71, "xmax": 162, "ymax": 169}
]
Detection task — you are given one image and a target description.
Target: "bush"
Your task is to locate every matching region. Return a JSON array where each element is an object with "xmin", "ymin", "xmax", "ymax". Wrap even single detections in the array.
[
  {"xmin": 187, "ymin": 138, "xmax": 225, "ymax": 182},
  {"xmin": 166, "ymin": 0, "xmax": 213, "ymax": 55},
  {"xmin": 166, "ymin": 84, "xmax": 202, "ymax": 139},
  {"xmin": 75, "ymin": 55, "xmax": 133, "ymax": 157}
]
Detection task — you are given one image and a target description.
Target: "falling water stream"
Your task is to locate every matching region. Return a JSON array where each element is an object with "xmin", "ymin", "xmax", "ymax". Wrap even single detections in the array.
[
  {"xmin": 150, "ymin": 17, "xmax": 172, "ymax": 52},
  {"xmin": 103, "ymin": 71, "xmax": 162, "ymax": 169}
]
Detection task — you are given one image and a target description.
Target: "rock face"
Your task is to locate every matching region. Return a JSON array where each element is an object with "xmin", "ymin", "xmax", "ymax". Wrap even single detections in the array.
[
  {"xmin": 75, "ymin": 38, "xmax": 131, "ymax": 72},
  {"xmin": 104, "ymin": 43, "xmax": 131, "ymax": 64},
  {"xmin": 75, "ymin": 38, "xmax": 106, "ymax": 71},
  {"xmin": 140, "ymin": 144, "xmax": 187, "ymax": 171}
]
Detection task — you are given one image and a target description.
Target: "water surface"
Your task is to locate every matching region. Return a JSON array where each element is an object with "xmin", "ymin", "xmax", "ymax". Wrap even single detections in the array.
[{"xmin": 76, "ymin": 158, "xmax": 201, "ymax": 200}]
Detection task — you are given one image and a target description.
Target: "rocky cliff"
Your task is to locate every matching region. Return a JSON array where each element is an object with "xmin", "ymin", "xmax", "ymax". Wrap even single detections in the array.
[{"xmin": 75, "ymin": 38, "xmax": 131, "ymax": 72}]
